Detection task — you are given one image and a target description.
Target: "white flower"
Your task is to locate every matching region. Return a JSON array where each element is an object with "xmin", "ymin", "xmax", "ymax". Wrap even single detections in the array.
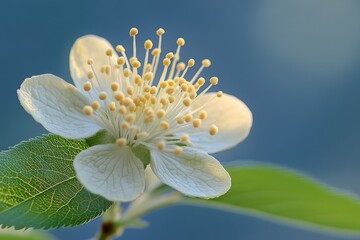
[{"xmin": 18, "ymin": 28, "xmax": 253, "ymax": 202}]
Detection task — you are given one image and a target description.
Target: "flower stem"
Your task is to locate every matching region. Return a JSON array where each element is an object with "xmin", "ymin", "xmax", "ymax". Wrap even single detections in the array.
[{"xmin": 97, "ymin": 202, "xmax": 123, "ymax": 240}]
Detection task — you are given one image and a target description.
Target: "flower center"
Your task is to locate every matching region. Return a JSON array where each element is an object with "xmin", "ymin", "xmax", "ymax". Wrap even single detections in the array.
[{"xmin": 82, "ymin": 28, "xmax": 222, "ymax": 155}]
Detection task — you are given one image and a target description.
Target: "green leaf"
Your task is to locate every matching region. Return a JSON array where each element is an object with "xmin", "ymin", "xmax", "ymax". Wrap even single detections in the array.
[
  {"xmin": 0, "ymin": 135, "xmax": 112, "ymax": 229},
  {"xmin": 0, "ymin": 229, "xmax": 55, "ymax": 240},
  {"xmin": 188, "ymin": 164, "xmax": 360, "ymax": 234}
]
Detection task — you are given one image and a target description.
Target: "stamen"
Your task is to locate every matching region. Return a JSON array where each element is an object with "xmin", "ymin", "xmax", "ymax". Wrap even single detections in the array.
[
  {"xmin": 193, "ymin": 118, "xmax": 202, "ymax": 128},
  {"xmin": 199, "ymin": 110, "xmax": 207, "ymax": 120},
  {"xmin": 91, "ymin": 101, "xmax": 101, "ymax": 111},
  {"xmin": 173, "ymin": 146, "xmax": 183, "ymax": 155},
  {"xmin": 157, "ymin": 141, "xmax": 166, "ymax": 150},
  {"xmin": 83, "ymin": 81, "xmax": 92, "ymax": 92},
  {"xmin": 209, "ymin": 124, "xmax": 218, "ymax": 136},
  {"xmin": 99, "ymin": 92, "xmax": 108, "ymax": 100},
  {"xmin": 160, "ymin": 121, "xmax": 170, "ymax": 130},
  {"xmin": 180, "ymin": 134, "xmax": 189, "ymax": 143},
  {"xmin": 116, "ymin": 138, "xmax": 127, "ymax": 147},
  {"xmin": 83, "ymin": 106, "xmax": 93, "ymax": 116}
]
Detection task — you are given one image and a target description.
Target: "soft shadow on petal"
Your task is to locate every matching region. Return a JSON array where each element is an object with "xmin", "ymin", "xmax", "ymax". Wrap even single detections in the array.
[
  {"xmin": 186, "ymin": 92, "xmax": 253, "ymax": 153},
  {"xmin": 69, "ymin": 35, "xmax": 118, "ymax": 95},
  {"xmin": 74, "ymin": 144, "xmax": 145, "ymax": 201},
  {"xmin": 18, "ymin": 74, "xmax": 101, "ymax": 139},
  {"xmin": 150, "ymin": 147, "xmax": 231, "ymax": 199}
]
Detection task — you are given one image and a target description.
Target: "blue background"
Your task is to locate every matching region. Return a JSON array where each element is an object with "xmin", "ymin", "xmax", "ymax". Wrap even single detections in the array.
[{"xmin": 1, "ymin": 0, "xmax": 360, "ymax": 239}]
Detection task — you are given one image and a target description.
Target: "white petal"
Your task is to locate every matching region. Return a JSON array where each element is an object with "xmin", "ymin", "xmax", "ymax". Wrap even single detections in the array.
[
  {"xmin": 18, "ymin": 74, "xmax": 101, "ymax": 139},
  {"xmin": 150, "ymin": 147, "xmax": 231, "ymax": 198},
  {"xmin": 69, "ymin": 35, "xmax": 118, "ymax": 94},
  {"xmin": 188, "ymin": 93, "xmax": 253, "ymax": 153},
  {"xmin": 74, "ymin": 144, "xmax": 145, "ymax": 201}
]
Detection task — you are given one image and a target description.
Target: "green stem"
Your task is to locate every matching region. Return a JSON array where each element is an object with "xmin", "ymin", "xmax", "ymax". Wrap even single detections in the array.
[{"xmin": 97, "ymin": 202, "xmax": 123, "ymax": 240}]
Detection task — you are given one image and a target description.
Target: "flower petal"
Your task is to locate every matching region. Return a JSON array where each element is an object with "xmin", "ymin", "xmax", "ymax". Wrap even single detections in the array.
[
  {"xmin": 188, "ymin": 93, "xmax": 253, "ymax": 153},
  {"xmin": 150, "ymin": 147, "xmax": 231, "ymax": 198},
  {"xmin": 74, "ymin": 144, "xmax": 145, "ymax": 201},
  {"xmin": 69, "ymin": 35, "xmax": 118, "ymax": 94},
  {"xmin": 18, "ymin": 74, "xmax": 101, "ymax": 139}
]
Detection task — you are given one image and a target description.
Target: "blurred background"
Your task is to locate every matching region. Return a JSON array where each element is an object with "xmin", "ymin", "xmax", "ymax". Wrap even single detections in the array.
[{"xmin": 1, "ymin": 0, "xmax": 360, "ymax": 239}]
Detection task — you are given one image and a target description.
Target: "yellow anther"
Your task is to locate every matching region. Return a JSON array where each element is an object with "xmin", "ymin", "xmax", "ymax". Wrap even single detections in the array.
[
  {"xmin": 177, "ymin": 62, "xmax": 186, "ymax": 71},
  {"xmin": 184, "ymin": 114, "xmax": 192, "ymax": 122},
  {"xmin": 83, "ymin": 81, "xmax": 92, "ymax": 92},
  {"xmin": 123, "ymin": 97, "xmax": 132, "ymax": 106},
  {"xmin": 87, "ymin": 58, "xmax": 94, "ymax": 65},
  {"xmin": 189, "ymin": 92, "xmax": 197, "ymax": 99},
  {"xmin": 129, "ymin": 27, "xmax": 138, "ymax": 36},
  {"xmin": 99, "ymin": 92, "xmax": 108, "ymax": 100},
  {"xmin": 144, "ymin": 116, "xmax": 155, "ymax": 123},
  {"xmin": 166, "ymin": 52, "xmax": 174, "ymax": 59},
  {"xmin": 157, "ymin": 141, "xmax": 166, "ymax": 150},
  {"xmin": 183, "ymin": 97, "xmax": 191, "ymax": 107},
  {"xmin": 116, "ymin": 45, "xmax": 125, "ymax": 53},
  {"xmin": 114, "ymin": 91, "xmax": 125, "ymax": 101},
  {"xmin": 150, "ymin": 86, "xmax": 158, "ymax": 95},
  {"xmin": 160, "ymin": 121, "xmax": 170, "ymax": 130},
  {"xmin": 137, "ymin": 132, "xmax": 149, "ymax": 139},
  {"xmin": 150, "ymin": 96, "xmax": 156, "ymax": 105},
  {"xmin": 197, "ymin": 77, "xmax": 205, "ymax": 86},
  {"xmin": 210, "ymin": 77, "xmax": 218, "ymax": 85},
  {"xmin": 209, "ymin": 124, "xmax": 218, "ymax": 136},
  {"xmin": 156, "ymin": 28, "xmax": 165, "ymax": 36},
  {"xmin": 126, "ymin": 113, "xmax": 136, "ymax": 123},
  {"xmin": 116, "ymin": 138, "xmax": 127, "ymax": 147},
  {"xmin": 144, "ymin": 93, "xmax": 151, "ymax": 100},
  {"xmin": 174, "ymin": 146, "xmax": 183, "ymax": 155},
  {"xmin": 111, "ymin": 82, "xmax": 120, "ymax": 91},
  {"xmin": 145, "ymin": 64, "xmax": 152, "ymax": 72},
  {"xmin": 144, "ymin": 85, "xmax": 151, "ymax": 92},
  {"xmin": 160, "ymin": 81, "xmax": 168, "ymax": 89},
  {"xmin": 124, "ymin": 68, "xmax": 132, "ymax": 77},
  {"xmin": 177, "ymin": 117, "xmax": 185, "ymax": 124},
  {"xmin": 163, "ymin": 58, "xmax": 171, "ymax": 66},
  {"xmin": 144, "ymin": 40, "xmax": 153, "ymax": 49},
  {"xmin": 168, "ymin": 96, "xmax": 175, "ymax": 103},
  {"xmin": 87, "ymin": 72, "xmax": 94, "ymax": 79},
  {"xmin": 118, "ymin": 105, "xmax": 127, "ymax": 115},
  {"xmin": 127, "ymin": 86, "xmax": 134, "ymax": 95},
  {"xmin": 132, "ymin": 60, "xmax": 141, "ymax": 68},
  {"xmin": 144, "ymin": 72, "xmax": 154, "ymax": 81},
  {"xmin": 160, "ymin": 98, "xmax": 167, "ymax": 106},
  {"xmin": 202, "ymin": 59, "xmax": 211, "ymax": 67},
  {"xmin": 194, "ymin": 84, "xmax": 200, "ymax": 90},
  {"xmin": 129, "ymin": 103, "xmax": 137, "ymax": 112},
  {"xmin": 152, "ymin": 48, "xmax": 160, "ymax": 56},
  {"xmin": 83, "ymin": 106, "xmax": 93, "ymax": 116},
  {"xmin": 193, "ymin": 118, "xmax": 202, "ymax": 128},
  {"xmin": 177, "ymin": 38, "xmax": 185, "ymax": 46},
  {"xmin": 105, "ymin": 66, "xmax": 111, "ymax": 75},
  {"xmin": 157, "ymin": 109, "xmax": 166, "ymax": 118},
  {"xmin": 180, "ymin": 134, "xmax": 189, "ymax": 143},
  {"xmin": 133, "ymin": 97, "xmax": 142, "ymax": 106},
  {"xmin": 199, "ymin": 110, "xmax": 208, "ymax": 120},
  {"xmin": 188, "ymin": 59, "xmax": 195, "ymax": 67},
  {"xmin": 91, "ymin": 101, "xmax": 101, "ymax": 111},
  {"xmin": 134, "ymin": 75, "xmax": 142, "ymax": 85},
  {"xmin": 181, "ymin": 83, "xmax": 188, "ymax": 91},
  {"xmin": 109, "ymin": 102, "xmax": 116, "ymax": 111},
  {"xmin": 179, "ymin": 78, "xmax": 187, "ymax": 84},
  {"xmin": 217, "ymin": 91, "xmax": 223, "ymax": 97},
  {"xmin": 106, "ymin": 49, "xmax": 113, "ymax": 56},
  {"xmin": 188, "ymin": 85, "xmax": 196, "ymax": 93},
  {"xmin": 117, "ymin": 57, "xmax": 125, "ymax": 65},
  {"xmin": 166, "ymin": 87, "xmax": 175, "ymax": 95},
  {"xmin": 121, "ymin": 121, "xmax": 129, "ymax": 129},
  {"xmin": 168, "ymin": 80, "xmax": 175, "ymax": 86}
]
